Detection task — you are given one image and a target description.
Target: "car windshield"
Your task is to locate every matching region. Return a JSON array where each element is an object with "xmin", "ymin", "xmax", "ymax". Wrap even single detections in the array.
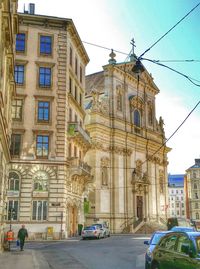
[
  {"xmin": 84, "ymin": 226, "xmax": 96, "ymax": 230},
  {"xmin": 93, "ymin": 224, "xmax": 102, "ymax": 228},
  {"xmin": 151, "ymin": 233, "xmax": 166, "ymax": 245}
]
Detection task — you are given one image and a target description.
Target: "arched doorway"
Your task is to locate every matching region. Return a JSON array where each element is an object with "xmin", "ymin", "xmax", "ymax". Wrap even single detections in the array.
[{"xmin": 67, "ymin": 205, "xmax": 78, "ymax": 237}]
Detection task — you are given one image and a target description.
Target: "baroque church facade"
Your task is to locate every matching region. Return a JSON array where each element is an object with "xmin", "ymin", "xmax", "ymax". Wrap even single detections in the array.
[{"xmin": 84, "ymin": 49, "xmax": 170, "ymax": 233}]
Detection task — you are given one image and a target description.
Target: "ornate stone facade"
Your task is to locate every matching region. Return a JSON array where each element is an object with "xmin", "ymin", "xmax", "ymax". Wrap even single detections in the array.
[
  {"xmin": 8, "ymin": 8, "xmax": 92, "ymax": 239},
  {"xmin": 0, "ymin": 0, "xmax": 18, "ymax": 251},
  {"xmin": 84, "ymin": 49, "xmax": 170, "ymax": 233}
]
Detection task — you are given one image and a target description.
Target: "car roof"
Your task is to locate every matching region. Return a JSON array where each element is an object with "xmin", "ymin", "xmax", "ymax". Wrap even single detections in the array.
[
  {"xmin": 153, "ymin": 231, "xmax": 172, "ymax": 234},
  {"xmin": 163, "ymin": 231, "xmax": 200, "ymax": 238}
]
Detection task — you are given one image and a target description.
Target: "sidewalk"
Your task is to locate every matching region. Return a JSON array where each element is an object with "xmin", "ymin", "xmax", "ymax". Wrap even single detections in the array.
[{"xmin": 0, "ymin": 248, "xmax": 50, "ymax": 269}]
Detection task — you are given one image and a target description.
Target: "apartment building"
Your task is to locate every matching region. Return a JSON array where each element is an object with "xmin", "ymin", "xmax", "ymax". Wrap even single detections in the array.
[
  {"xmin": 7, "ymin": 5, "xmax": 92, "ymax": 239},
  {"xmin": 168, "ymin": 174, "xmax": 185, "ymax": 219},
  {"xmin": 186, "ymin": 159, "xmax": 200, "ymax": 226},
  {"xmin": 0, "ymin": 0, "xmax": 18, "ymax": 250}
]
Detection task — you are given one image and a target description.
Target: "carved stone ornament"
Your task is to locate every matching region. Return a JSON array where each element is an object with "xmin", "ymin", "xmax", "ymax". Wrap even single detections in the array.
[
  {"xmin": 100, "ymin": 157, "xmax": 110, "ymax": 168},
  {"xmin": 130, "ymin": 96, "xmax": 144, "ymax": 111}
]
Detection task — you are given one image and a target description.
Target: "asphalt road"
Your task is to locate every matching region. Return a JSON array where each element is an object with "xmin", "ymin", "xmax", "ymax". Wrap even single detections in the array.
[{"xmin": 25, "ymin": 235, "xmax": 150, "ymax": 269}]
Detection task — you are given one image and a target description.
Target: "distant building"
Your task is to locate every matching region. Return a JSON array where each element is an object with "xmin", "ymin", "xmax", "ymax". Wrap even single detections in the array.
[
  {"xmin": 168, "ymin": 174, "xmax": 185, "ymax": 219},
  {"xmin": 186, "ymin": 159, "xmax": 200, "ymax": 223}
]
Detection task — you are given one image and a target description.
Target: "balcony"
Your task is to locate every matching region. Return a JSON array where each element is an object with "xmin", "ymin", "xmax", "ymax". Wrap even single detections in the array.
[
  {"xmin": 67, "ymin": 157, "xmax": 92, "ymax": 176},
  {"xmin": 68, "ymin": 122, "xmax": 91, "ymax": 145}
]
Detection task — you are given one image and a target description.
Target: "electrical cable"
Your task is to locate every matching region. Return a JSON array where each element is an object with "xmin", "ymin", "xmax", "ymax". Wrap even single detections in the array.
[
  {"xmin": 141, "ymin": 57, "xmax": 200, "ymax": 86},
  {"xmin": 138, "ymin": 2, "xmax": 200, "ymax": 59}
]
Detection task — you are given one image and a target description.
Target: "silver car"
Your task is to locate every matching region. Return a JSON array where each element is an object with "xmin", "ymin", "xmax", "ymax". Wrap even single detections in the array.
[
  {"xmin": 93, "ymin": 223, "xmax": 110, "ymax": 238},
  {"xmin": 82, "ymin": 225, "xmax": 104, "ymax": 240}
]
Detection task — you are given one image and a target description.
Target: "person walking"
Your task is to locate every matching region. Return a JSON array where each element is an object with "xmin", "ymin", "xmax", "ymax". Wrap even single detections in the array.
[{"xmin": 17, "ymin": 224, "xmax": 28, "ymax": 251}]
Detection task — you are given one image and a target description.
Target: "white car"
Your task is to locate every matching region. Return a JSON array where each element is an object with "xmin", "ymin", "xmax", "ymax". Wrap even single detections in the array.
[
  {"xmin": 82, "ymin": 225, "xmax": 104, "ymax": 240},
  {"xmin": 92, "ymin": 223, "xmax": 110, "ymax": 238}
]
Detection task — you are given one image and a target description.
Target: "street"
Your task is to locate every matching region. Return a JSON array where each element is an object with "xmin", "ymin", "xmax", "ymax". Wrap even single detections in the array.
[{"xmin": 23, "ymin": 235, "xmax": 149, "ymax": 269}]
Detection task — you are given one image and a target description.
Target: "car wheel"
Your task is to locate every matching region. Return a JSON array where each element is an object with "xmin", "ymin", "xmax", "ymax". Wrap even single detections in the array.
[{"xmin": 108, "ymin": 233, "xmax": 110, "ymax": 237}]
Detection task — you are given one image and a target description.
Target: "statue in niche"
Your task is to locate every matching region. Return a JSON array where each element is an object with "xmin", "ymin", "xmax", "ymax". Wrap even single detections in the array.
[
  {"xmin": 102, "ymin": 166, "xmax": 108, "ymax": 186},
  {"xmin": 160, "ymin": 177, "xmax": 164, "ymax": 193},
  {"xmin": 142, "ymin": 171, "xmax": 148, "ymax": 182}
]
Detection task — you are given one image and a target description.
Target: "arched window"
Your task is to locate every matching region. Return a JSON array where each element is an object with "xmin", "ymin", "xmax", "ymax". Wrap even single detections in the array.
[
  {"xmin": 33, "ymin": 171, "xmax": 48, "ymax": 191},
  {"xmin": 134, "ymin": 109, "xmax": 141, "ymax": 127},
  {"xmin": 8, "ymin": 172, "xmax": 19, "ymax": 191}
]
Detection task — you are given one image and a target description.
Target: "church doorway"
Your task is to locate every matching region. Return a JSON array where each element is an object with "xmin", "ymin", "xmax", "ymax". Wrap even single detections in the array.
[{"xmin": 136, "ymin": 196, "xmax": 143, "ymax": 220}]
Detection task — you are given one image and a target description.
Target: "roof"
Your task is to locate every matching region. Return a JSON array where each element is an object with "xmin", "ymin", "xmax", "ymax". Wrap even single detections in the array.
[
  {"xmin": 85, "ymin": 71, "xmax": 104, "ymax": 95},
  {"xmin": 188, "ymin": 159, "xmax": 200, "ymax": 169},
  {"xmin": 168, "ymin": 174, "xmax": 184, "ymax": 187}
]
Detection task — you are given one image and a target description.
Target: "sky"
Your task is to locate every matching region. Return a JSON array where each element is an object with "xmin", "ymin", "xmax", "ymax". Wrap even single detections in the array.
[{"xmin": 18, "ymin": 0, "xmax": 200, "ymax": 174}]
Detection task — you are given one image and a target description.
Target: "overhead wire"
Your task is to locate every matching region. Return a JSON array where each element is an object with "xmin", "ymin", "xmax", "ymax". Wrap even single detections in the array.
[{"xmin": 138, "ymin": 2, "xmax": 200, "ymax": 59}]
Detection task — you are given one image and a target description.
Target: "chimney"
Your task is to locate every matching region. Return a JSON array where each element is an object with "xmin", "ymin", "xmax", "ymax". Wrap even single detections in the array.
[{"xmin": 28, "ymin": 3, "xmax": 35, "ymax": 14}]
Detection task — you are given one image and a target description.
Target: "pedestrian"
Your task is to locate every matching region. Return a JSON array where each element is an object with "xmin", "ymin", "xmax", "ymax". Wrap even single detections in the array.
[{"xmin": 17, "ymin": 224, "xmax": 28, "ymax": 251}]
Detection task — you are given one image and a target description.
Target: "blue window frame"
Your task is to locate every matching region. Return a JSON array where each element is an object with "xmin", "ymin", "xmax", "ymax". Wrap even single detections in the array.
[
  {"xmin": 39, "ymin": 67, "xmax": 51, "ymax": 87},
  {"xmin": 15, "ymin": 65, "xmax": 24, "ymax": 84},
  {"xmin": 134, "ymin": 109, "xmax": 141, "ymax": 127},
  {"xmin": 16, "ymin": 33, "xmax": 25, "ymax": 52},
  {"xmin": 38, "ymin": 101, "xmax": 50, "ymax": 122},
  {"xmin": 40, "ymin": 36, "xmax": 52, "ymax": 55},
  {"xmin": 36, "ymin": 135, "xmax": 49, "ymax": 157}
]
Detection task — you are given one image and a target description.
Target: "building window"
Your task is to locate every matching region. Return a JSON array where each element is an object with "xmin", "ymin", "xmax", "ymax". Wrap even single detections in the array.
[
  {"xmin": 16, "ymin": 33, "xmax": 25, "ymax": 52},
  {"xmin": 176, "ymin": 202, "xmax": 179, "ymax": 207},
  {"xmin": 74, "ymin": 146, "xmax": 77, "ymax": 157},
  {"xmin": 176, "ymin": 197, "xmax": 179, "ymax": 200},
  {"xmin": 195, "ymin": 203, "xmax": 199, "ymax": 209},
  {"xmin": 75, "ymin": 86, "xmax": 77, "ymax": 100},
  {"xmin": 70, "ymin": 47, "xmax": 73, "ymax": 66},
  {"xmin": 181, "ymin": 197, "xmax": 183, "ymax": 201},
  {"xmin": 15, "ymin": 65, "xmax": 24, "ymax": 85},
  {"xmin": 171, "ymin": 190, "xmax": 174, "ymax": 194},
  {"xmin": 181, "ymin": 190, "xmax": 183, "ymax": 194},
  {"xmin": 196, "ymin": 212, "xmax": 199, "ymax": 220},
  {"xmin": 172, "ymin": 203, "xmax": 174, "ymax": 208},
  {"xmin": 194, "ymin": 183, "xmax": 197, "ymax": 189},
  {"xmin": 7, "ymin": 200, "xmax": 18, "ymax": 220},
  {"xmin": 10, "ymin": 134, "xmax": 21, "ymax": 157},
  {"xmin": 80, "ymin": 93, "xmax": 82, "ymax": 106},
  {"xmin": 8, "ymin": 172, "xmax": 20, "ymax": 191},
  {"xmin": 176, "ymin": 190, "xmax": 178, "ymax": 194},
  {"xmin": 36, "ymin": 135, "xmax": 49, "ymax": 157},
  {"xmin": 39, "ymin": 67, "xmax": 51, "ymax": 87},
  {"xmin": 75, "ymin": 114, "xmax": 78, "ymax": 122},
  {"xmin": 38, "ymin": 101, "xmax": 50, "ymax": 122},
  {"xmin": 69, "ymin": 108, "xmax": 72, "ymax": 122},
  {"xmin": 75, "ymin": 57, "xmax": 78, "ymax": 75},
  {"xmin": 80, "ymin": 66, "xmax": 82, "ymax": 83},
  {"xmin": 134, "ymin": 109, "xmax": 141, "ymax": 127},
  {"xmin": 12, "ymin": 99, "xmax": 23, "ymax": 120},
  {"xmin": 40, "ymin": 35, "xmax": 52, "ymax": 55},
  {"xmin": 69, "ymin": 77, "xmax": 72, "ymax": 93},
  {"xmin": 177, "ymin": 210, "xmax": 179, "ymax": 215},
  {"xmin": 68, "ymin": 143, "xmax": 72, "ymax": 157},
  {"xmin": 32, "ymin": 200, "xmax": 47, "ymax": 221},
  {"xmin": 182, "ymin": 210, "xmax": 185, "ymax": 215},
  {"xmin": 195, "ymin": 192, "xmax": 199, "ymax": 199},
  {"xmin": 181, "ymin": 203, "xmax": 184, "ymax": 208}
]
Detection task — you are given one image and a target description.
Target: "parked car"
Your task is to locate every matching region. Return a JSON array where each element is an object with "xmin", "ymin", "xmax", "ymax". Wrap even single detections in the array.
[
  {"xmin": 81, "ymin": 225, "xmax": 104, "ymax": 240},
  {"xmin": 170, "ymin": 226, "xmax": 196, "ymax": 232},
  {"xmin": 144, "ymin": 231, "xmax": 172, "ymax": 269},
  {"xmin": 92, "ymin": 223, "xmax": 110, "ymax": 238},
  {"xmin": 150, "ymin": 231, "xmax": 200, "ymax": 269}
]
